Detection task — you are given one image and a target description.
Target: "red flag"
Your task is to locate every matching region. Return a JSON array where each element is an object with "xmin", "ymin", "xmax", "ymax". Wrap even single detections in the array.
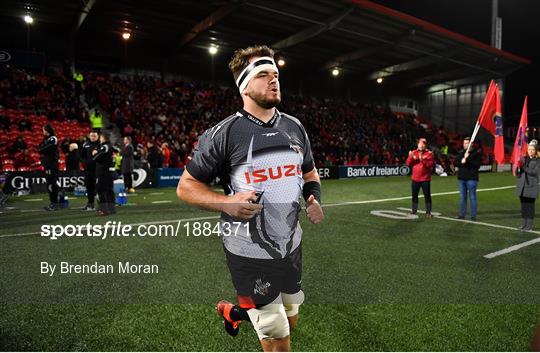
[
  {"xmin": 511, "ymin": 96, "xmax": 528, "ymax": 176},
  {"xmin": 476, "ymin": 80, "xmax": 505, "ymax": 165}
]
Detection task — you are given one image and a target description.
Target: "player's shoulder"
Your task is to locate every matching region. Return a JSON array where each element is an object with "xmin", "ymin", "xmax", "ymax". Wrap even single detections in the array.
[
  {"xmin": 203, "ymin": 112, "xmax": 242, "ymax": 140},
  {"xmin": 279, "ymin": 111, "xmax": 304, "ymax": 129}
]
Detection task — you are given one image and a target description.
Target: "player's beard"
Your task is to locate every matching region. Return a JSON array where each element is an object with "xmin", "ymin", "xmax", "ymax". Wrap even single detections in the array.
[{"xmin": 247, "ymin": 89, "xmax": 281, "ymax": 109}]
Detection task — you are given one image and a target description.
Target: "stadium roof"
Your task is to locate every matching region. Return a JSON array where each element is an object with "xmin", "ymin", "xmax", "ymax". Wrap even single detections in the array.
[{"xmin": 0, "ymin": 0, "xmax": 530, "ymax": 90}]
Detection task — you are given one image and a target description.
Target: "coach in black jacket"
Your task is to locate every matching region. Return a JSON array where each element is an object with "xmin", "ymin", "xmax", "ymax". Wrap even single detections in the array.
[
  {"xmin": 92, "ymin": 131, "xmax": 116, "ymax": 216},
  {"xmin": 81, "ymin": 130, "xmax": 100, "ymax": 210},
  {"xmin": 39, "ymin": 124, "xmax": 60, "ymax": 211},
  {"xmin": 121, "ymin": 136, "xmax": 135, "ymax": 193},
  {"xmin": 454, "ymin": 137, "xmax": 481, "ymax": 221}
]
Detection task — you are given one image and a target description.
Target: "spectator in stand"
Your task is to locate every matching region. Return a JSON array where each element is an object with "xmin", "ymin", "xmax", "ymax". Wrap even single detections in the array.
[
  {"xmin": 14, "ymin": 149, "xmax": 34, "ymax": 169},
  {"xmin": 121, "ymin": 136, "xmax": 135, "ymax": 193},
  {"xmin": 66, "ymin": 143, "xmax": 81, "ymax": 172},
  {"xmin": 10, "ymin": 135, "xmax": 27, "ymax": 153},
  {"xmin": 406, "ymin": 138, "xmax": 435, "ymax": 217},
  {"xmin": 18, "ymin": 117, "xmax": 32, "ymax": 131},
  {"xmin": 161, "ymin": 142, "xmax": 171, "ymax": 167},
  {"xmin": 0, "ymin": 113, "xmax": 10, "ymax": 130}
]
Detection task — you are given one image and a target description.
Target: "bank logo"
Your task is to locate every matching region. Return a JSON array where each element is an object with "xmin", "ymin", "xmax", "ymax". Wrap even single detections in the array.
[{"xmin": 399, "ymin": 166, "xmax": 410, "ymax": 176}]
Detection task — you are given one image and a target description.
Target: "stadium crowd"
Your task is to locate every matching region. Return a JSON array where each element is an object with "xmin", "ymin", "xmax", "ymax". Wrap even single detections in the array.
[{"xmin": 0, "ymin": 66, "xmax": 493, "ymax": 175}]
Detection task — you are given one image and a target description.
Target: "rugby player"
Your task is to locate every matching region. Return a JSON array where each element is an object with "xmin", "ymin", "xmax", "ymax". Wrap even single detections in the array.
[{"xmin": 177, "ymin": 45, "xmax": 324, "ymax": 352}]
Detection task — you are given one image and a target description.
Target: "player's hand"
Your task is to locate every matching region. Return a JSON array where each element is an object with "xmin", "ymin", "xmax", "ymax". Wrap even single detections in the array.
[
  {"xmin": 461, "ymin": 157, "xmax": 467, "ymax": 164},
  {"xmin": 222, "ymin": 191, "xmax": 263, "ymax": 220},
  {"xmin": 92, "ymin": 150, "xmax": 97, "ymax": 156},
  {"xmin": 306, "ymin": 195, "xmax": 324, "ymax": 224}
]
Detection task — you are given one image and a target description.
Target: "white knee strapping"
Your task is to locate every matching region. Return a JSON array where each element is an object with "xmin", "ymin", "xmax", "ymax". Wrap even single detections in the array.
[
  {"xmin": 281, "ymin": 290, "xmax": 304, "ymax": 317},
  {"xmin": 247, "ymin": 296, "xmax": 290, "ymax": 340}
]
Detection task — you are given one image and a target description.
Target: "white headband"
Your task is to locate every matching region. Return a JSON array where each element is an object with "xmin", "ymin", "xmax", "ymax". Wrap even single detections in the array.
[{"xmin": 236, "ymin": 56, "xmax": 279, "ymax": 93}]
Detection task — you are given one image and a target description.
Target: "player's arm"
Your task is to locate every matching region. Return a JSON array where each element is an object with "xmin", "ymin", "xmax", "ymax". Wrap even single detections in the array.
[
  {"xmin": 302, "ymin": 169, "xmax": 324, "ymax": 224},
  {"xmin": 176, "ymin": 127, "xmax": 262, "ymax": 220},
  {"xmin": 177, "ymin": 170, "xmax": 261, "ymax": 220},
  {"xmin": 300, "ymin": 127, "xmax": 324, "ymax": 224}
]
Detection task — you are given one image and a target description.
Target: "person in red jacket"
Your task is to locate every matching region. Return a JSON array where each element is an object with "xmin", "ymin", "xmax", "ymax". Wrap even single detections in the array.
[{"xmin": 406, "ymin": 138, "xmax": 435, "ymax": 217}]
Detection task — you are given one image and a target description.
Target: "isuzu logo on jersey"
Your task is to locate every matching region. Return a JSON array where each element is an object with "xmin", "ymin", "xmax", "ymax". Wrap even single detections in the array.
[{"xmin": 244, "ymin": 164, "xmax": 302, "ymax": 184}]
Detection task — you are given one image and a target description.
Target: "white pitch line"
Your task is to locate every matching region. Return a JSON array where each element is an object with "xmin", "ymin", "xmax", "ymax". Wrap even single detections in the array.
[
  {"xmin": 396, "ymin": 207, "xmax": 540, "ymax": 258},
  {"xmin": 484, "ymin": 237, "xmax": 540, "ymax": 258},
  {"xmin": 323, "ymin": 185, "xmax": 515, "ymax": 207},
  {"xmin": 23, "ymin": 198, "xmax": 43, "ymax": 202},
  {"xmin": 152, "ymin": 200, "xmax": 172, "ymax": 204},
  {"xmin": 149, "ymin": 192, "xmax": 164, "ymax": 195}
]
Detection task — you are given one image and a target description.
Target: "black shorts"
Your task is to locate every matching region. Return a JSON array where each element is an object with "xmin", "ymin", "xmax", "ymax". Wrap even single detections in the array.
[{"xmin": 225, "ymin": 244, "xmax": 302, "ymax": 307}]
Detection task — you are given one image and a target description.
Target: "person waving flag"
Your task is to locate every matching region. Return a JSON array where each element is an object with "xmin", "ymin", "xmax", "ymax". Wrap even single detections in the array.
[{"xmin": 511, "ymin": 97, "xmax": 529, "ymax": 176}]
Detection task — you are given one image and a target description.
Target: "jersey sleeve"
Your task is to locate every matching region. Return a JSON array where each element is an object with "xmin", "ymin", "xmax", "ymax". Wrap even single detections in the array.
[
  {"xmin": 186, "ymin": 127, "xmax": 227, "ymax": 183},
  {"xmin": 301, "ymin": 126, "xmax": 315, "ymax": 174}
]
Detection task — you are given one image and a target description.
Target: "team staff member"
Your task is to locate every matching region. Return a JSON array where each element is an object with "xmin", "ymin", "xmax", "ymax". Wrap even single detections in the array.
[
  {"xmin": 515, "ymin": 142, "xmax": 540, "ymax": 231},
  {"xmin": 177, "ymin": 45, "xmax": 324, "ymax": 352},
  {"xmin": 39, "ymin": 124, "xmax": 60, "ymax": 211},
  {"xmin": 121, "ymin": 136, "xmax": 135, "ymax": 193},
  {"xmin": 454, "ymin": 137, "xmax": 481, "ymax": 221},
  {"xmin": 92, "ymin": 131, "xmax": 115, "ymax": 216},
  {"xmin": 406, "ymin": 138, "xmax": 435, "ymax": 217},
  {"xmin": 81, "ymin": 130, "xmax": 100, "ymax": 211}
]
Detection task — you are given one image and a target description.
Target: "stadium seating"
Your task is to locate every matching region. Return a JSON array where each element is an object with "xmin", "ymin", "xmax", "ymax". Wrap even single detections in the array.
[{"xmin": 0, "ymin": 66, "xmax": 493, "ymax": 173}]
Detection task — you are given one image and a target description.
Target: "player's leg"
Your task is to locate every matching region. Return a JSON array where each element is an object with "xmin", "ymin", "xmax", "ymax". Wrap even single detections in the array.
[
  {"xmin": 281, "ymin": 244, "xmax": 303, "ymax": 331},
  {"xmin": 247, "ymin": 295, "xmax": 290, "ymax": 352}
]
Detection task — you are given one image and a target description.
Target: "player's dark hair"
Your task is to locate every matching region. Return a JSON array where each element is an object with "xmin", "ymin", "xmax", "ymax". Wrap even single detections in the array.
[{"xmin": 228, "ymin": 45, "xmax": 275, "ymax": 82}]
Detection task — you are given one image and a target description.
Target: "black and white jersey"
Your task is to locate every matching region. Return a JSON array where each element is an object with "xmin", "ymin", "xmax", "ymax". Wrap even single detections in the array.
[
  {"xmin": 39, "ymin": 135, "xmax": 59, "ymax": 170},
  {"xmin": 93, "ymin": 142, "xmax": 113, "ymax": 174},
  {"xmin": 187, "ymin": 109, "xmax": 315, "ymax": 260},
  {"xmin": 81, "ymin": 140, "xmax": 100, "ymax": 172}
]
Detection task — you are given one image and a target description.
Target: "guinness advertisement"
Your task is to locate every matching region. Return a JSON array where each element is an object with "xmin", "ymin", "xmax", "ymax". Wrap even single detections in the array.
[{"xmin": 4, "ymin": 167, "xmax": 152, "ymax": 193}]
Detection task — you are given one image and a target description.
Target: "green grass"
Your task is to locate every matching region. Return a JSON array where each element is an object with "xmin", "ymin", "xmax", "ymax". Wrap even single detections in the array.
[{"xmin": 1, "ymin": 172, "xmax": 539, "ymax": 351}]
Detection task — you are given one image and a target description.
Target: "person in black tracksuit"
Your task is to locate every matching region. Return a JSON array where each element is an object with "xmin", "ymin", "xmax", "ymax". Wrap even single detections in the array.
[
  {"xmin": 81, "ymin": 131, "xmax": 100, "ymax": 211},
  {"xmin": 92, "ymin": 132, "xmax": 116, "ymax": 215},
  {"xmin": 39, "ymin": 124, "xmax": 60, "ymax": 211}
]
